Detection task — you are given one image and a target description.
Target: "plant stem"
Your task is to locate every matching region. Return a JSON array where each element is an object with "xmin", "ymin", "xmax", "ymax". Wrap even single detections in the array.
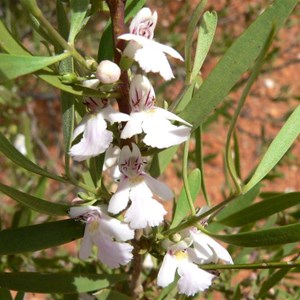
[
  {"xmin": 183, "ymin": 140, "xmax": 196, "ymax": 215},
  {"xmin": 21, "ymin": 0, "xmax": 88, "ymax": 69},
  {"xmin": 195, "ymin": 126, "xmax": 210, "ymax": 205},
  {"xmin": 106, "ymin": 0, "xmax": 131, "ymax": 118},
  {"xmin": 201, "ymin": 260, "xmax": 300, "ymax": 271},
  {"xmin": 225, "ymin": 27, "xmax": 275, "ymax": 194},
  {"xmin": 163, "ymin": 194, "xmax": 236, "ymax": 237}
]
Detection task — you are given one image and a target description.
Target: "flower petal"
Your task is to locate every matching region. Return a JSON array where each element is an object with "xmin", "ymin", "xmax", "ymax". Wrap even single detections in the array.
[
  {"xmin": 120, "ymin": 113, "xmax": 144, "ymax": 139},
  {"xmin": 125, "ymin": 183, "xmax": 167, "ymax": 229},
  {"xmin": 108, "ymin": 179, "xmax": 131, "ymax": 214},
  {"xmin": 100, "ymin": 213, "xmax": 134, "ymax": 242},
  {"xmin": 190, "ymin": 231, "xmax": 215, "ymax": 259},
  {"xmin": 135, "ymin": 45, "xmax": 174, "ymax": 80},
  {"xmin": 79, "ymin": 224, "xmax": 93, "ymax": 260},
  {"xmin": 159, "ymin": 43, "xmax": 184, "ymax": 61},
  {"xmin": 143, "ymin": 174, "xmax": 173, "ymax": 200},
  {"xmin": 69, "ymin": 113, "xmax": 113, "ymax": 161},
  {"xmin": 154, "ymin": 107, "xmax": 192, "ymax": 127},
  {"xmin": 72, "ymin": 114, "xmax": 89, "ymax": 141},
  {"xmin": 177, "ymin": 261, "xmax": 215, "ymax": 296},
  {"xmin": 69, "ymin": 205, "xmax": 100, "ymax": 218},
  {"xmin": 157, "ymin": 253, "xmax": 178, "ymax": 288},
  {"xmin": 101, "ymin": 105, "xmax": 130, "ymax": 124},
  {"xmin": 194, "ymin": 232, "xmax": 233, "ymax": 264},
  {"xmin": 95, "ymin": 232, "xmax": 133, "ymax": 268},
  {"xmin": 142, "ymin": 115, "xmax": 190, "ymax": 148}
]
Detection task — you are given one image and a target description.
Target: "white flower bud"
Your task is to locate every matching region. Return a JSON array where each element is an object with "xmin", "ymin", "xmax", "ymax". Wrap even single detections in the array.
[{"xmin": 95, "ymin": 60, "xmax": 121, "ymax": 84}]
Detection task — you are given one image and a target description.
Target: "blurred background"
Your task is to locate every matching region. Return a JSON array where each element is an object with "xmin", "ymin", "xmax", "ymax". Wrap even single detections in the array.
[{"xmin": 0, "ymin": 0, "xmax": 299, "ymax": 299}]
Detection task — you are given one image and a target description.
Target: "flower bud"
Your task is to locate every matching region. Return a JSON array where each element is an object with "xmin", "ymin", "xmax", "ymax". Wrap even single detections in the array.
[{"xmin": 96, "ymin": 60, "xmax": 121, "ymax": 84}]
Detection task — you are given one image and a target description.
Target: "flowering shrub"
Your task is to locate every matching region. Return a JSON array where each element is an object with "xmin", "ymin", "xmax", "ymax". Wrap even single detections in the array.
[{"xmin": 0, "ymin": 0, "xmax": 299, "ymax": 299}]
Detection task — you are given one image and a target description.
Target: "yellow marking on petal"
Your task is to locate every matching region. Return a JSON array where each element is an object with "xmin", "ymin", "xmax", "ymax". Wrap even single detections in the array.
[
  {"xmin": 174, "ymin": 250, "xmax": 188, "ymax": 261},
  {"xmin": 88, "ymin": 220, "xmax": 99, "ymax": 234},
  {"xmin": 129, "ymin": 176, "xmax": 144, "ymax": 184},
  {"xmin": 145, "ymin": 108, "xmax": 156, "ymax": 114}
]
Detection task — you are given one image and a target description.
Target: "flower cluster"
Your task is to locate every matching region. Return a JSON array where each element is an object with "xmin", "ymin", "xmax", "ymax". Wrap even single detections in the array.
[{"xmin": 68, "ymin": 7, "xmax": 232, "ymax": 297}]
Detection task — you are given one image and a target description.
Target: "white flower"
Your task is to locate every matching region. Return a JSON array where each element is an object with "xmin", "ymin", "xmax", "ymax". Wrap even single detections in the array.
[
  {"xmin": 103, "ymin": 145, "xmax": 121, "ymax": 179},
  {"xmin": 188, "ymin": 228, "xmax": 233, "ymax": 265},
  {"xmin": 157, "ymin": 247, "xmax": 215, "ymax": 297},
  {"xmin": 118, "ymin": 7, "xmax": 183, "ymax": 80},
  {"xmin": 108, "ymin": 143, "xmax": 173, "ymax": 229},
  {"xmin": 69, "ymin": 99, "xmax": 130, "ymax": 161},
  {"xmin": 96, "ymin": 60, "xmax": 121, "ymax": 84},
  {"xmin": 157, "ymin": 226, "xmax": 233, "ymax": 296},
  {"xmin": 121, "ymin": 75, "xmax": 191, "ymax": 148},
  {"xmin": 69, "ymin": 205, "xmax": 134, "ymax": 268}
]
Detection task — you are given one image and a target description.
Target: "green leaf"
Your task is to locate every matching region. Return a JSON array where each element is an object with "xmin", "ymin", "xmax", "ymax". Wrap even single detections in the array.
[
  {"xmin": 0, "ymin": 20, "xmax": 101, "ymax": 96},
  {"xmin": 0, "ymin": 272, "xmax": 126, "ymax": 294},
  {"xmin": 0, "ymin": 52, "xmax": 70, "ymax": 82},
  {"xmin": 190, "ymin": 11, "xmax": 217, "ymax": 82},
  {"xmin": 61, "ymin": 91, "xmax": 75, "ymax": 175},
  {"xmin": 0, "ymin": 288, "xmax": 12, "ymax": 300},
  {"xmin": 0, "ymin": 219, "xmax": 84, "ymax": 255},
  {"xmin": 96, "ymin": 289, "xmax": 132, "ymax": 300},
  {"xmin": 171, "ymin": 82, "xmax": 195, "ymax": 114},
  {"xmin": 219, "ymin": 192, "xmax": 300, "ymax": 227},
  {"xmin": 0, "ymin": 131, "xmax": 66, "ymax": 182},
  {"xmin": 209, "ymin": 223, "xmax": 300, "ymax": 247},
  {"xmin": 215, "ymin": 184, "xmax": 261, "ymax": 222},
  {"xmin": 68, "ymin": 0, "xmax": 89, "ymax": 44},
  {"xmin": 0, "ymin": 20, "xmax": 29, "ymax": 55},
  {"xmin": 243, "ymin": 105, "xmax": 300, "ymax": 193},
  {"xmin": 89, "ymin": 154, "xmax": 105, "ymax": 187},
  {"xmin": 185, "ymin": 0, "xmax": 207, "ymax": 81},
  {"xmin": 98, "ymin": 0, "xmax": 146, "ymax": 62},
  {"xmin": 257, "ymin": 268, "xmax": 290, "ymax": 298},
  {"xmin": 149, "ymin": 146, "xmax": 178, "ymax": 178},
  {"xmin": 0, "ymin": 182, "xmax": 69, "ymax": 216},
  {"xmin": 180, "ymin": 0, "xmax": 298, "ymax": 129},
  {"xmin": 171, "ymin": 169, "xmax": 201, "ymax": 229}
]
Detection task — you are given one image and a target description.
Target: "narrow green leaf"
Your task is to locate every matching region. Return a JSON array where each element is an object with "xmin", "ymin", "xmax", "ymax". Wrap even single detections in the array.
[
  {"xmin": 61, "ymin": 91, "xmax": 75, "ymax": 175},
  {"xmin": 0, "ymin": 219, "xmax": 84, "ymax": 255},
  {"xmin": 0, "ymin": 52, "xmax": 70, "ymax": 82},
  {"xmin": 257, "ymin": 268, "xmax": 290, "ymax": 298},
  {"xmin": 0, "ymin": 272, "xmax": 126, "ymax": 294},
  {"xmin": 215, "ymin": 184, "xmax": 261, "ymax": 222},
  {"xmin": 14, "ymin": 292, "xmax": 25, "ymax": 300},
  {"xmin": 0, "ymin": 131, "xmax": 66, "ymax": 182},
  {"xmin": 96, "ymin": 290, "xmax": 132, "ymax": 300},
  {"xmin": 171, "ymin": 169, "xmax": 201, "ymax": 229},
  {"xmin": 185, "ymin": 0, "xmax": 207, "ymax": 81},
  {"xmin": 0, "ymin": 20, "xmax": 29, "ymax": 55},
  {"xmin": 190, "ymin": 11, "xmax": 217, "ymax": 82},
  {"xmin": 0, "ymin": 182, "xmax": 69, "ymax": 216},
  {"xmin": 209, "ymin": 223, "xmax": 300, "ymax": 247},
  {"xmin": 243, "ymin": 105, "xmax": 300, "ymax": 193},
  {"xmin": 180, "ymin": 0, "xmax": 298, "ymax": 129},
  {"xmin": 0, "ymin": 20, "xmax": 102, "ymax": 97},
  {"xmin": 98, "ymin": 0, "xmax": 146, "ymax": 62},
  {"xmin": 219, "ymin": 192, "xmax": 300, "ymax": 227},
  {"xmin": 149, "ymin": 146, "xmax": 178, "ymax": 178},
  {"xmin": 56, "ymin": 0, "xmax": 70, "ymax": 41},
  {"xmin": 68, "ymin": 0, "xmax": 89, "ymax": 44},
  {"xmin": 0, "ymin": 288, "xmax": 12, "ymax": 300},
  {"xmin": 171, "ymin": 82, "xmax": 195, "ymax": 114},
  {"xmin": 89, "ymin": 154, "xmax": 105, "ymax": 187}
]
